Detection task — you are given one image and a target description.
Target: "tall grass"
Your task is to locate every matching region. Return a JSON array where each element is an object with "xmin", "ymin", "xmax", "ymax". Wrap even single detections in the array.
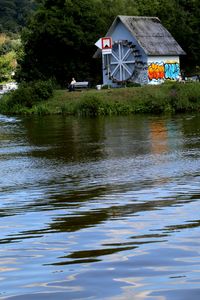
[{"xmin": 0, "ymin": 82, "xmax": 200, "ymax": 116}]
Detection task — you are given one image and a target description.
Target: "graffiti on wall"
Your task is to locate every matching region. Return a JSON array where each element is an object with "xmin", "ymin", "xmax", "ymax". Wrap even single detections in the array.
[
  {"xmin": 148, "ymin": 63, "xmax": 165, "ymax": 80},
  {"xmin": 164, "ymin": 63, "xmax": 180, "ymax": 80},
  {"xmin": 148, "ymin": 62, "xmax": 180, "ymax": 81}
]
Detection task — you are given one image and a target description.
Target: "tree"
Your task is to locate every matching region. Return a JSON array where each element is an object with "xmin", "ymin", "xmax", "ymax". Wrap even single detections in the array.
[
  {"xmin": 16, "ymin": 0, "xmax": 104, "ymax": 86},
  {"xmin": 135, "ymin": 0, "xmax": 200, "ymax": 74},
  {"xmin": 0, "ymin": 34, "xmax": 18, "ymax": 82},
  {"xmin": 0, "ymin": 50, "xmax": 16, "ymax": 82},
  {"xmin": 175, "ymin": 0, "xmax": 200, "ymax": 73},
  {"xmin": 0, "ymin": 0, "xmax": 36, "ymax": 33},
  {"xmin": 16, "ymin": 0, "xmax": 200, "ymax": 85}
]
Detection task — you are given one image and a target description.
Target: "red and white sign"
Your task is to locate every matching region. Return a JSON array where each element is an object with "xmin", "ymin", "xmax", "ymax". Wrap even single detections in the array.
[
  {"xmin": 101, "ymin": 37, "xmax": 112, "ymax": 49},
  {"xmin": 95, "ymin": 37, "xmax": 112, "ymax": 54}
]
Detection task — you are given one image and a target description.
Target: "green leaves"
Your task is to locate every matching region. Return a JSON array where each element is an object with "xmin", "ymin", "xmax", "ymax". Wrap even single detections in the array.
[
  {"xmin": 16, "ymin": 0, "xmax": 102, "ymax": 85},
  {"xmin": 12, "ymin": 0, "xmax": 200, "ymax": 86},
  {"xmin": 0, "ymin": 34, "xmax": 18, "ymax": 82},
  {"xmin": 0, "ymin": 0, "xmax": 36, "ymax": 33}
]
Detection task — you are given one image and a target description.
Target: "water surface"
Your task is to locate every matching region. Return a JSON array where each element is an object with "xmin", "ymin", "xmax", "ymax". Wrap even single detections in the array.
[{"xmin": 0, "ymin": 113, "xmax": 200, "ymax": 300}]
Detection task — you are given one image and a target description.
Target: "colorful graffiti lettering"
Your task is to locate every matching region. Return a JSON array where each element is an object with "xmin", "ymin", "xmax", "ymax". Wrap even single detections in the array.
[
  {"xmin": 164, "ymin": 63, "xmax": 180, "ymax": 80},
  {"xmin": 148, "ymin": 62, "xmax": 180, "ymax": 81},
  {"xmin": 148, "ymin": 63, "xmax": 165, "ymax": 80}
]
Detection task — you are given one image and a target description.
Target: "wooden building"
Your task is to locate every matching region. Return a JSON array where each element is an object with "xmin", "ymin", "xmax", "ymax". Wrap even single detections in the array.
[{"xmin": 94, "ymin": 16, "xmax": 186, "ymax": 86}]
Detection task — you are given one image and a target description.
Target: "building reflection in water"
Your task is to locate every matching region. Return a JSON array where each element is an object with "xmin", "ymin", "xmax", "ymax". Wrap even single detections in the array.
[{"xmin": 149, "ymin": 120, "xmax": 169, "ymax": 155}]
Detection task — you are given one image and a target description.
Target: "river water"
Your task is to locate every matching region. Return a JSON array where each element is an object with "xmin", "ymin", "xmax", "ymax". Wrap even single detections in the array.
[{"xmin": 0, "ymin": 113, "xmax": 200, "ymax": 300}]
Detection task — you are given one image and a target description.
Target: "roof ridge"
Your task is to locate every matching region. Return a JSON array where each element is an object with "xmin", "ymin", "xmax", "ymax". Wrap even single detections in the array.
[{"xmin": 118, "ymin": 15, "xmax": 160, "ymax": 19}]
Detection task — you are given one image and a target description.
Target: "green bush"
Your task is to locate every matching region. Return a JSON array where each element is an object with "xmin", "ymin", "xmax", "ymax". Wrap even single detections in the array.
[
  {"xmin": 77, "ymin": 95, "xmax": 101, "ymax": 116},
  {"xmin": 126, "ymin": 82, "xmax": 141, "ymax": 87},
  {"xmin": 6, "ymin": 79, "xmax": 54, "ymax": 108},
  {"xmin": 32, "ymin": 80, "xmax": 54, "ymax": 100},
  {"xmin": 101, "ymin": 85, "xmax": 109, "ymax": 89},
  {"xmin": 9, "ymin": 84, "xmax": 35, "ymax": 107}
]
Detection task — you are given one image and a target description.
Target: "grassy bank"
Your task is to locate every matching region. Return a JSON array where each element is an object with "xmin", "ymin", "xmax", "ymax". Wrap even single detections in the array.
[{"xmin": 0, "ymin": 82, "xmax": 200, "ymax": 116}]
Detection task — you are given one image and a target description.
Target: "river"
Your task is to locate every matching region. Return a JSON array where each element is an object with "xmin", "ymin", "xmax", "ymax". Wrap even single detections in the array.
[{"xmin": 0, "ymin": 113, "xmax": 200, "ymax": 300}]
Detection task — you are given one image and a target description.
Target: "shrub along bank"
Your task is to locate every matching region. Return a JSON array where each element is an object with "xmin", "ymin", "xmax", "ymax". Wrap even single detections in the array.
[{"xmin": 0, "ymin": 81, "xmax": 200, "ymax": 116}]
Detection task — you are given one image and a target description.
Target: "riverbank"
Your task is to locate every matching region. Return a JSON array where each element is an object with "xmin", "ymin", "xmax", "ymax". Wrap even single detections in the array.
[{"xmin": 0, "ymin": 82, "xmax": 200, "ymax": 116}]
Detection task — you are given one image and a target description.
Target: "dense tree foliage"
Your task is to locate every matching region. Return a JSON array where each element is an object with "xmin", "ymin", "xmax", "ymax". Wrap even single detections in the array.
[
  {"xmin": 0, "ymin": 0, "xmax": 34, "ymax": 82},
  {"xmin": 0, "ymin": 0, "xmax": 36, "ymax": 33},
  {"xmin": 16, "ymin": 0, "xmax": 105, "ymax": 85},
  {"xmin": 135, "ymin": 0, "xmax": 200, "ymax": 74},
  {"xmin": 0, "ymin": 34, "xmax": 20, "ymax": 82},
  {"xmin": 1, "ymin": 0, "xmax": 199, "ymax": 85}
]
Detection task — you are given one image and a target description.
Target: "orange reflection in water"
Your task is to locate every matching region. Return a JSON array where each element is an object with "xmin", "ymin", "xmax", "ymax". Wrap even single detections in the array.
[{"xmin": 149, "ymin": 121, "xmax": 168, "ymax": 154}]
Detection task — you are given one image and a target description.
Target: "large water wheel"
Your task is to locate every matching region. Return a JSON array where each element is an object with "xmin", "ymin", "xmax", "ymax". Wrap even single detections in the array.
[{"xmin": 109, "ymin": 40, "xmax": 140, "ymax": 83}]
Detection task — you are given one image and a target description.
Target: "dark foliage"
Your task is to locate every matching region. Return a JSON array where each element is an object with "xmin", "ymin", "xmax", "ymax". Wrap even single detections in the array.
[
  {"xmin": 15, "ymin": 0, "xmax": 103, "ymax": 86},
  {"xmin": 1, "ymin": 0, "xmax": 199, "ymax": 85},
  {"xmin": 7, "ymin": 79, "xmax": 54, "ymax": 108},
  {"xmin": 0, "ymin": 0, "xmax": 36, "ymax": 33}
]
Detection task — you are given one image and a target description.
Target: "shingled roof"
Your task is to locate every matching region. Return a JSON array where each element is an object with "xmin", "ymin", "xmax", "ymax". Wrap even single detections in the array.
[{"xmin": 94, "ymin": 16, "xmax": 186, "ymax": 57}]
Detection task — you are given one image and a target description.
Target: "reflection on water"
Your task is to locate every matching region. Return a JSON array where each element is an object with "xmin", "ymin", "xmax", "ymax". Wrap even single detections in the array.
[{"xmin": 0, "ymin": 113, "xmax": 200, "ymax": 300}]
